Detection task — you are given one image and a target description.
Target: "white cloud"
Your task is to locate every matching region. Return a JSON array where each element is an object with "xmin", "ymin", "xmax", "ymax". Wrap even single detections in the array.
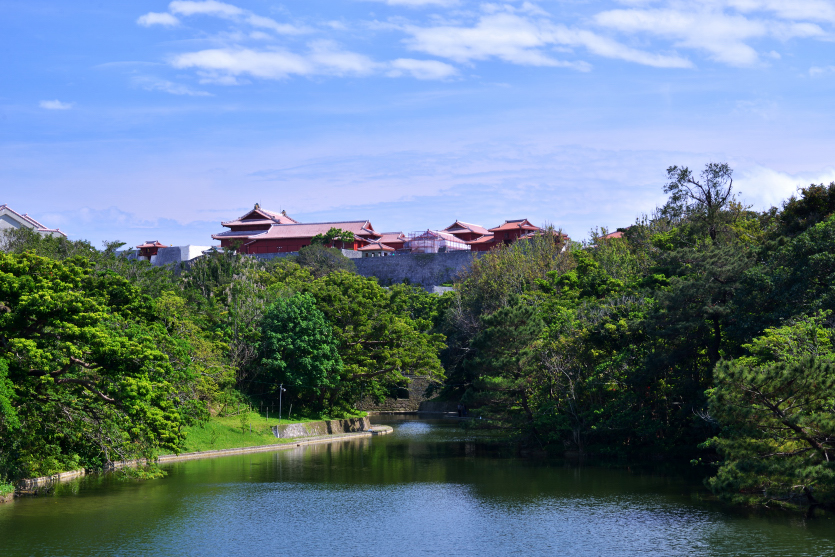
[
  {"xmin": 166, "ymin": 0, "xmax": 307, "ymax": 34},
  {"xmin": 172, "ymin": 45, "xmax": 378, "ymax": 79},
  {"xmin": 810, "ymin": 65, "xmax": 835, "ymax": 76},
  {"xmin": 132, "ymin": 76, "xmax": 212, "ymax": 96},
  {"xmin": 387, "ymin": 58, "xmax": 457, "ymax": 79},
  {"xmin": 365, "ymin": 0, "xmax": 458, "ymax": 6},
  {"xmin": 39, "ymin": 100, "xmax": 73, "ymax": 110},
  {"xmin": 137, "ymin": 12, "xmax": 180, "ymax": 27},
  {"xmin": 726, "ymin": 0, "xmax": 835, "ymax": 23},
  {"xmin": 596, "ymin": 4, "xmax": 826, "ymax": 67},
  {"xmin": 168, "ymin": 0, "xmax": 243, "ymax": 17},
  {"xmin": 403, "ymin": 11, "xmax": 691, "ymax": 69},
  {"xmin": 736, "ymin": 165, "xmax": 835, "ymax": 209}
]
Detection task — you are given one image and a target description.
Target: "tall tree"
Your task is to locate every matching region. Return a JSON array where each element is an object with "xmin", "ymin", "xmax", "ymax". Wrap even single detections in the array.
[
  {"xmin": 259, "ymin": 293, "xmax": 342, "ymax": 408},
  {"xmin": 0, "ymin": 254, "xmax": 190, "ymax": 479}
]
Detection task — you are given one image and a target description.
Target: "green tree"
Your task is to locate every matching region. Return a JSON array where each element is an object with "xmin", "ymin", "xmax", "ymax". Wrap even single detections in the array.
[
  {"xmin": 706, "ymin": 314, "xmax": 835, "ymax": 510},
  {"xmin": 259, "ymin": 293, "xmax": 342, "ymax": 408},
  {"xmin": 662, "ymin": 162, "xmax": 739, "ymax": 242},
  {"xmin": 295, "ymin": 244, "xmax": 356, "ymax": 278},
  {"xmin": 468, "ymin": 297, "xmax": 544, "ymax": 440},
  {"xmin": 305, "ymin": 272, "xmax": 445, "ymax": 409},
  {"xmin": 0, "ymin": 253, "xmax": 189, "ymax": 479},
  {"xmin": 310, "ymin": 227, "xmax": 356, "ymax": 249}
]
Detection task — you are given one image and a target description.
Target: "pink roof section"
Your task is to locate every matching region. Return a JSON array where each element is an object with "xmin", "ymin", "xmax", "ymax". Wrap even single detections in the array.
[
  {"xmin": 488, "ymin": 219, "xmax": 539, "ymax": 232},
  {"xmin": 378, "ymin": 232, "xmax": 406, "ymax": 243},
  {"xmin": 244, "ymin": 221, "xmax": 379, "ymax": 243},
  {"xmin": 0, "ymin": 204, "xmax": 67, "ymax": 237},
  {"xmin": 411, "ymin": 230, "xmax": 464, "ymax": 243},
  {"xmin": 443, "ymin": 221, "xmax": 489, "ymax": 235},
  {"xmin": 466, "ymin": 234, "xmax": 495, "ymax": 245},
  {"xmin": 600, "ymin": 231, "xmax": 624, "ymax": 240},
  {"xmin": 358, "ymin": 241, "xmax": 395, "ymax": 252},
  {"xmin": 222, "ymin": 206, "xmax": 299, "ymax": 226},
  {"xmin": 136, "ymin": 240, "xmax": 167, "ymax": 248}
]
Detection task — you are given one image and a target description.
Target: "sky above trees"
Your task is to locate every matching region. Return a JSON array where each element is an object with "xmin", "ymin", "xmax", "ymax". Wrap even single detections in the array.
[{"xmin": 4, "ymin": 0, "xmax": 835, "ymax": 246}]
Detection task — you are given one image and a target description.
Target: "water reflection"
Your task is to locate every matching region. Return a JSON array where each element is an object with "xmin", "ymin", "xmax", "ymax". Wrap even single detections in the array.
[{"xmin": 1, "ymin": 417, "xmax": 833, "ymax": 556}]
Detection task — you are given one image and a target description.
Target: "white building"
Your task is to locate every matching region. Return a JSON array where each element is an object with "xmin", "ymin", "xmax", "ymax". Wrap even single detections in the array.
[
  {"xmin": 0, "ymin": 205, "xmax": 66, "ymax": 237},
  {"xmin": 405, "ymin": 230, "xmax": 471, "ymax": 254}
]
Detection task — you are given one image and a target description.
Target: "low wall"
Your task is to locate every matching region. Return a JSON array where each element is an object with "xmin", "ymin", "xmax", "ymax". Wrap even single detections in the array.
[
  {"xmin": 16, "ymin": 469, "xmax": 86, "ymax": 492},
  {"xmin": 153, "ymin": 245, "xmax": 210, "ymax": 266},
  {"xmin": 271, "ymin": 417, "xmax": 371, "ymax": 439},
  {"xmin": 354, "ymin": 251, "xmax": 478, "ymax": 289}
]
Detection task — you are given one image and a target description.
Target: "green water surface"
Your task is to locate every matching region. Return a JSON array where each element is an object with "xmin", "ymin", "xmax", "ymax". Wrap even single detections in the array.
[{"xmin": 1, "ymin": 417, "xmax": 833, "ymax": 556}]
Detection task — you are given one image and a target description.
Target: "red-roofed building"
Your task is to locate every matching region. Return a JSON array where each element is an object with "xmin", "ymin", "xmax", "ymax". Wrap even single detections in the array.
[
  {"xmin": 136, "ymin": 240, "xmax": 167, "ymax": 258},
  {"xmin": 488, "ymin": 219, "xmax": 541, "ymax": 245},
  {"xmin": 466, "ymin": 234, "xmax": 497, "ymax": 252},
  {"xmin": 442, "ymin": 221, "xmax": 490, "ymax": 242},
  {"xmin": 600, "ymin": 230, "xmax": 624, "ymax": 240},
  {"xmin": 378, "ymin": 232, "xmax": 407, "ymax": 251},
  {"xmin": 240, "ymin": 221, "xmax": 381, "ymax": 254},
  {"xmin": 211, "ymin": 204, "xmax": 299, "ymax": 249},
  {"xmin": 358, "ymin": 241, "xmax": 395, "ymax": 257}
]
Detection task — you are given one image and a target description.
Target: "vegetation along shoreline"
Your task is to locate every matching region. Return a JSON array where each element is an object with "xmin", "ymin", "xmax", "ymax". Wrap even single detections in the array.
[{"xmin": 2, "ymin": 162, "xmax": 835, "ymax": 513}]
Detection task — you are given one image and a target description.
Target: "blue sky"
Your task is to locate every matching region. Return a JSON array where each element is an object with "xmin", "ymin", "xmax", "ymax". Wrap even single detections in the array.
[{"xmin": 4, "ymin": 0, "xmax": 835, "ymax": 247}]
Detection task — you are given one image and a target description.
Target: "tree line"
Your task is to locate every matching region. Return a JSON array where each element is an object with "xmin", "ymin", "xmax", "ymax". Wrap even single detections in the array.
[{"xmin": 1, "ymin": 163, "xmax": 834, "ymax": 511}]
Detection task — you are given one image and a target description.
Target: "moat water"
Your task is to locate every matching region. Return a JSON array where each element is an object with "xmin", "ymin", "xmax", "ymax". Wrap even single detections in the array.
[{"xmin": 1, "ymin": 417, "xmax": 834, "ymax": 556}]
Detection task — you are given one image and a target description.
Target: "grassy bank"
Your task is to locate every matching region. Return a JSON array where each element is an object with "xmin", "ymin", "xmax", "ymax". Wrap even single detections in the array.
[
  {"xmin": 0, "ymin": 481, "xmax": 13, "ymax": 497},
  {"xmin": 181, "ymin": 409, "xmax": 367, "ymax": 452}
]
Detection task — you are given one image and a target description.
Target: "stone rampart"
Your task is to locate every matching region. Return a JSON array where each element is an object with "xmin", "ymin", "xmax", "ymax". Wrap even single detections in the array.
[{"xmin": 353, "ymin": 251, "xmax": 478, "ymax": 289}]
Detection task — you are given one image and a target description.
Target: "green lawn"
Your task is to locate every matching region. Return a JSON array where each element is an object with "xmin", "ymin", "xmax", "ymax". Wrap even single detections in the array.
[{"xmin": 180, "ymin": 408, "xmax": 367, "ymax": 453}]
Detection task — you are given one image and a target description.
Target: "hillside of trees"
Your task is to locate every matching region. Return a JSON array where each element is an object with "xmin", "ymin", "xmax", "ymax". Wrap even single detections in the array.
[{"xmin": 1, "ymin": 163, "xmax": 834, "ymax": 511}]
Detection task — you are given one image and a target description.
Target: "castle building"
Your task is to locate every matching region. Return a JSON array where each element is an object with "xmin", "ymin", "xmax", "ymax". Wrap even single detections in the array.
[
  {"xmin": 0, "ymin": 205, "xmax": 66, "ymax": 238},
  {"xmin": 212, "ymin": 205, "xmax": 380, "ymax": 254}
]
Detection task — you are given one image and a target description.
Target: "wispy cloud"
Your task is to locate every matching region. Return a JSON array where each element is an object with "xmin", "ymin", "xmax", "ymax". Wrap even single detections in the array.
[
  {"xmin": 596, "ymin": 2, "xmax": 828, "ymax": 67},
  {"xmin": 39, "ymin": 100, "xmax": 74, "ymax": 110},
  {"xmin": 172, "ymin": 45, "xmax": 378, "ymax": 80},
  {"xmin": 387, "ymin": 58, "xmax": 457, "ymax": 79},
  {"xmin": 809, "ymin": 65, "xmax": 835, "ymax": 76},
  {"xmin": 132, "ymin": 75, "xmax": 212, "ymax": 96},
  {"xmin": 364, "ymin": 0, "xmax": 458, "ymax": 6},
  {"xmin": 403, "ymin": 10, "xmax": 691, "ymax": 69},
  {"xmin": 137, "ymin": 12, "xmax": 180, "ymax": 27},
  {"xmin": 167, "ymin": 0, "xmax": 308, "ymax": 34}
]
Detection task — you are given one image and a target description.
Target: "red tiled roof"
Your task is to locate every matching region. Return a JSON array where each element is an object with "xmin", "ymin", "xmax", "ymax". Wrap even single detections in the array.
[
  {"xmin": 443, "ymin": 220, "xmax": 489, "ymax": 236},
  {"xmin": 136, "ymin": 240, "xmax": 167, "ymax": 248},
  {"xmin": 378, "ymin": 232, "xmax": 406, "ymax": 243},
  {"xmin": 244, "ymin": 221, "xmax": 379, "ymax": 243},
  {"xmin": 221, "ymin": 206, "xmax": 299, "ymax": 226},
  {"xmin": 358, "ymin": 241, "xmax": 395, "ymax": 252},
  {"xmin": 600, "ymin": 231, "xmax": 624, "ymax": 240},
  {"xmin": 488, "ymin": 219, "xmax": 539, "ymax": 232},
  {"xmin": 466, "ymin": 234, "xmax": 496, "ymax": 245}
]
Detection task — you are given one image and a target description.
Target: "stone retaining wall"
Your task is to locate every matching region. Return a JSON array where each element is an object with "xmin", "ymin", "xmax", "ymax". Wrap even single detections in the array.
[
  {"xmin": 271, "ymin": 416, "xmax": 371, "ymax": 439},
  {"xmin": 353, "ymin": 251, "xmax": 478, "ymax": 289}
]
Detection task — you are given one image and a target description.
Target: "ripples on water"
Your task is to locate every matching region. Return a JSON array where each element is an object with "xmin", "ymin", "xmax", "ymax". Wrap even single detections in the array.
[{"xmin": 1, "ymin": 417, "xmax": 833, "ymax": 556}]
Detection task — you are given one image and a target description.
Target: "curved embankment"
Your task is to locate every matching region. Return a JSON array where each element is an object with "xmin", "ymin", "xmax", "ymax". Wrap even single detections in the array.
[{"xmin": 7, "ymin": 419, "xmax": 392, "ymax": 501}]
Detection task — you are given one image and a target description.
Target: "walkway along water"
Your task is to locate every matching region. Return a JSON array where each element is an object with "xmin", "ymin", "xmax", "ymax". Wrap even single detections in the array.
[{"xmin": 10, "ymin": 424, "xmax": 393, "ymax": 498}]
